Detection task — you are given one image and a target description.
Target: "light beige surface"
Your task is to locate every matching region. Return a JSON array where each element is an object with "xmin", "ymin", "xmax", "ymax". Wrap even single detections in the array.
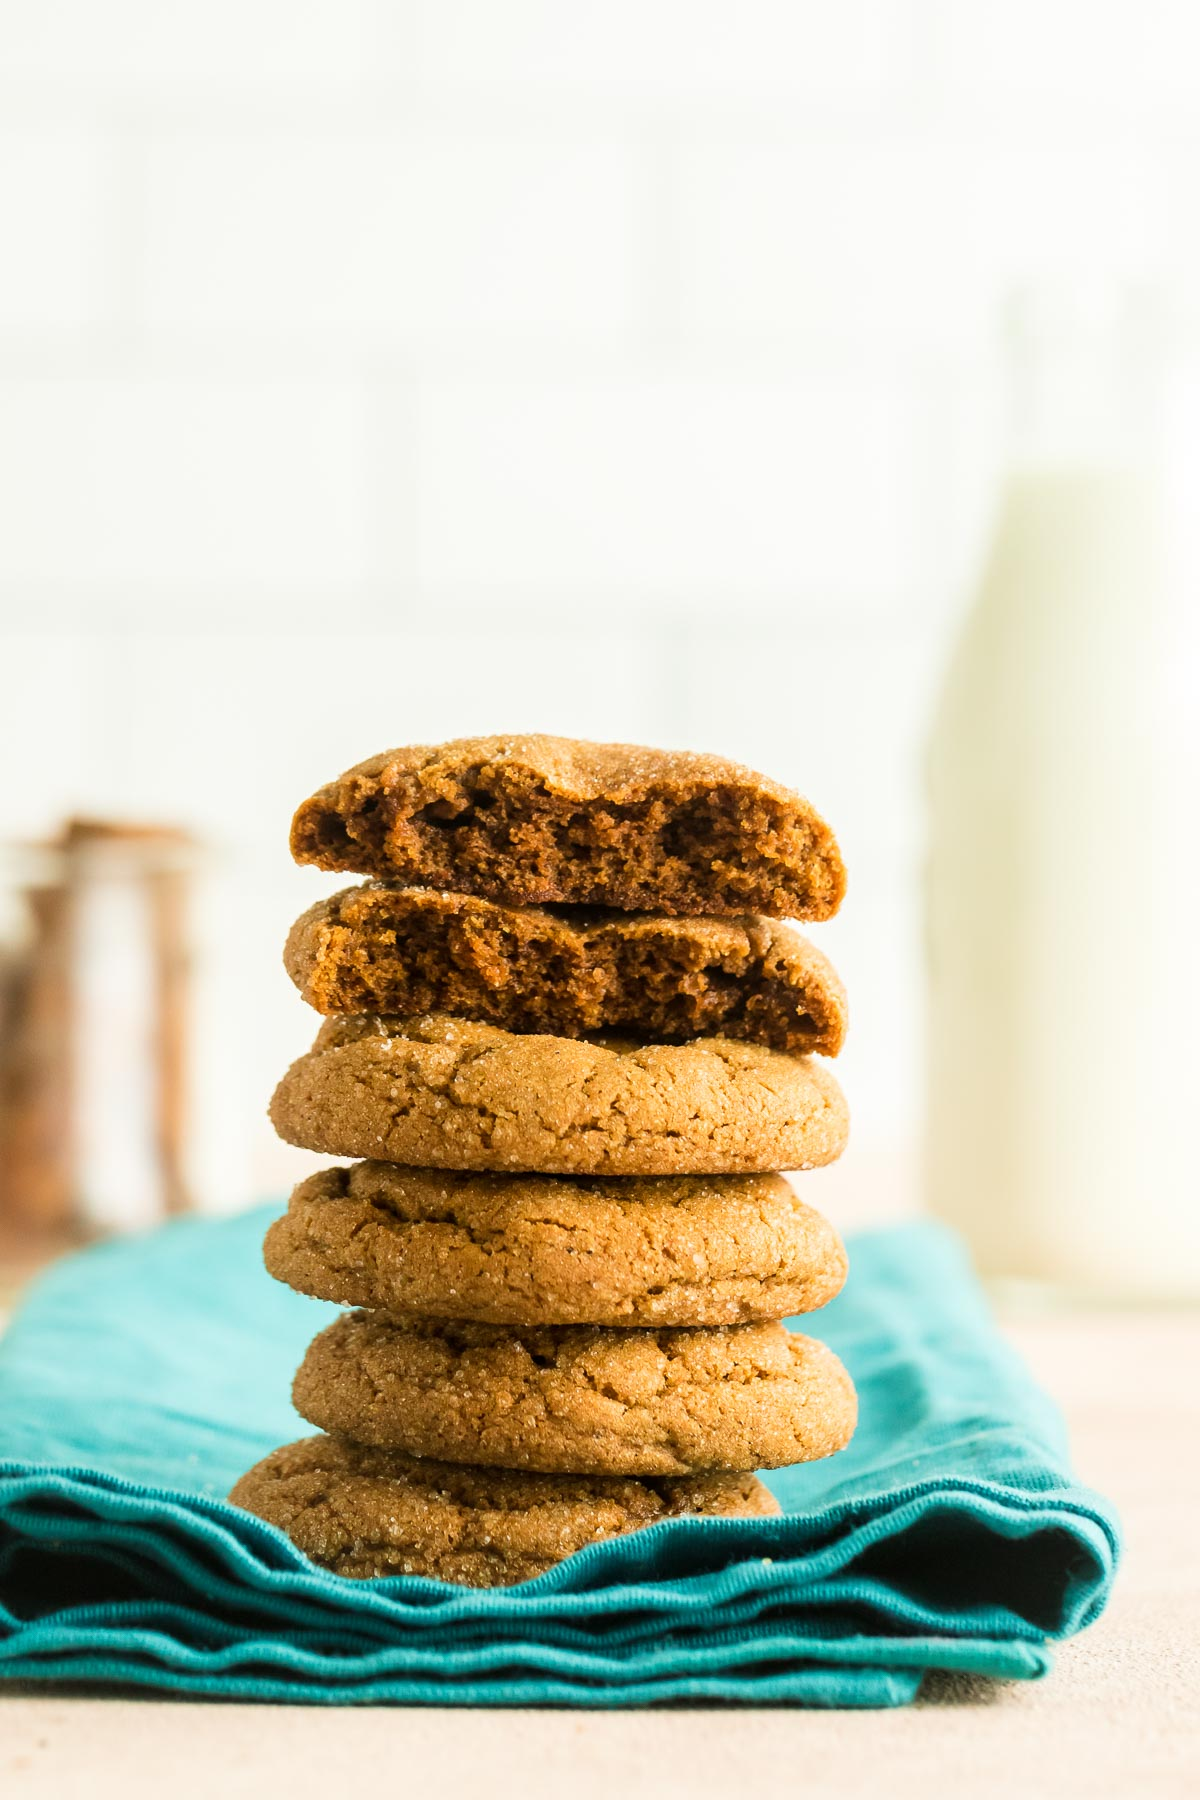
[{"xmin": 2, "ymin": 1310, "xmax": 1197, "ymax": 1800}]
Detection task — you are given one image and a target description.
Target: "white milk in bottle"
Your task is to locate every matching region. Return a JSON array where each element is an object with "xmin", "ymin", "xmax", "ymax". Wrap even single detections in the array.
[{"xmin": 925, "ymin": 290, "xmax": 1200, "ymax": 1297}]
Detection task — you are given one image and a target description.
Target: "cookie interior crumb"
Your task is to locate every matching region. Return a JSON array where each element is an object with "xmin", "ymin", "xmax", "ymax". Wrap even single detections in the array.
[
  {"xmin": 285, "ymin": 885, "xmax": 847, "ymax": 1056},
  {"xmin": 290, "ymin": 735, "xmax": 845, "ymax": 919}
]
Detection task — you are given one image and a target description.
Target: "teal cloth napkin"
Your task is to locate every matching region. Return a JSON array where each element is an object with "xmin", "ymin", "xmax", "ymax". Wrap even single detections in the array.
[{"xmin": 0, "ymin": 1205, "xmax": 1118, "ymax": 1708}]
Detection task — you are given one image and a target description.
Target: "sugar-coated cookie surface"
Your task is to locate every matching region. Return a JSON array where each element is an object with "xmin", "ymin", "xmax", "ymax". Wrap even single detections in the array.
[
  {"xmin": 266, "ymin": 1163, "xmax": 848, "ymax": 1327},
  {"xmin": 292, "ymin": 1315, "xmax": 858, "ymax": 1477},
  {"xmin": 290, "ymin": 735, "xmax": 845, "ymax": 920},
  {"xmin": 229, "ymin": 1435, "xmax": 780, "ymax": 1586},
  {"xmin": 268, "ymin": 1012, "xmax": 849, "ymax": 1177},
  {"xmin": 284, "ymin": 884, "xmax": 847, "ymax": 1056}
]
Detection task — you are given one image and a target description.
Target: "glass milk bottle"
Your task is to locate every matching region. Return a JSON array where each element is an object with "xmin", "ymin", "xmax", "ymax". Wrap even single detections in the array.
[{"xmin": 925, "ymin": 289, "xmax": 1200, "ymax": 1298}]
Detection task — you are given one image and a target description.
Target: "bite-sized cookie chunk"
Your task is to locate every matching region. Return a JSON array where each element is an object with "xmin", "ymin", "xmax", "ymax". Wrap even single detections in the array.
[
  {"xmin": 266, "ymin": 1163, "xmax": 848, "ymax": 1327},
  {"xmin": 292, "ymin": 1315, "xmax": 857, "ymax": 1477},
  {"xmin": 290, "ymin": 736, "xmax": 845, "ymax": 920},
  {"xmin": 285, "ymin": 885, "xmax": 847, "ymax": 1057},
  {"xmin": 269, "ymin": 1013, "xmax": 849, "ymax": 1178},
  {"xmin": 230, "ymin": 1435, "xmax": 780, "ymax": 1586}
]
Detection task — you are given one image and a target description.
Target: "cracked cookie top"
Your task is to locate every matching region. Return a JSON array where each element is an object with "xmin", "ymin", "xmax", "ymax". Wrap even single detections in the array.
[
  {"xmin": 229, "ymin": 1434, "xmax": 780, "ymax": 1585},
  {"xmin": 264, "ymin": 1162, "xmax": 848, "ymax": 1327},
  {"xmin": 292, "ymin": 1312, "xmax": 858, "ymax": 1477},
  {"xmin": 268, "ymin": 1012, "xmax": 849, "ymax": 1177}
]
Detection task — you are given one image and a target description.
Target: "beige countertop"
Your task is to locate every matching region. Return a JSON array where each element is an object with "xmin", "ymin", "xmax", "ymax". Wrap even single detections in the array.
[{"xmin": 2, "ymin": 1307, "xmax": 1197, "ymax": 1799}]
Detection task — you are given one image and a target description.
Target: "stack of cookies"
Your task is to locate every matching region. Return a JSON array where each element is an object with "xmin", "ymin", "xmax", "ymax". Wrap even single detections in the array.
[{"xmin": 232, "ymin": 736, "xmax": 856, "ymax": 1588}]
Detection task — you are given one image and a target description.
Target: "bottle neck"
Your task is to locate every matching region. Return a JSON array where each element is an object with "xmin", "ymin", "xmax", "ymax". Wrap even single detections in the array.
[{"xmin": 1005, "ymin": 289, "xmax": 1160, "ymax": 474}]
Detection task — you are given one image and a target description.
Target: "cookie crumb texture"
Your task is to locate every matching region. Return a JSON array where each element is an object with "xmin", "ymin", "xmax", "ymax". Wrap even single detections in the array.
[
  {"xmin": 266, "ymin": 1163, "xmax": 848, "ymax": 1327},
  {"xmin": 285, "ymin": 885, "xmax": 847, "ymax": 1057},
  {"xmin": 292, "ymin": 1315, "xmax": 858, "ymax": 1477},
  {"xmin": 268, "ymin": 1013, "xmax": 849, "ymax": 1177},
  {"xmin": 290, "ymin": 736, "xmax": 845, "ymax": 920},
  {"xmin": 230, "ymin": 1435, "xmax": 780, "ymax": 1586}
]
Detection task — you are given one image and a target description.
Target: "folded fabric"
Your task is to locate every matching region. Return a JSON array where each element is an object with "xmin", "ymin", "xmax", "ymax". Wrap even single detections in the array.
[{"xmin": 0, "ymin": 1205, "xmax": 1118, "ymax": 1707}]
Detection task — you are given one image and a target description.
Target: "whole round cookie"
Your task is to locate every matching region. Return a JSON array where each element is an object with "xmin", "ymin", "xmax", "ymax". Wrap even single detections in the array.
[
  {"xmin": 230, "ymin": 1435, "xmax": 780, "ymax": 1586},
  {"xmin": 292, "ymin": 1315, "xmax": 857, "ymax": 1477},
  {"xmin": 265, "ymin": 1163, "xmax": 848, "ymax": 1327},
  {"xmin": 268, "ymin": 1012, "xmax": 849, "ymax": 1177}
]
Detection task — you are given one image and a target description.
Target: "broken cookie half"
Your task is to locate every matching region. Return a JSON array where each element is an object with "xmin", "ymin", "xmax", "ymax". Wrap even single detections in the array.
[
  {"xmin": 290, "ymin": 734, "xmax": 845, "ymax": 920},
  {"xmin": 284, "ymin": 884, "xmax": 846, "ymax": 1057}
]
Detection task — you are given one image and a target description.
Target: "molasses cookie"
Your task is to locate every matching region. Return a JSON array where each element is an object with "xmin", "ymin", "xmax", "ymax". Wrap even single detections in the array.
[
  {"xmin": 290, "ymin": 735, "xmax": 845, "ymax": 920},
  {"xmin": 284, "ymin": 885, "xmax": 847, "ymax": 1057},
  {"xmin": 268, "ymin": 1013, "xmax": 849, "ymax": 1177},
  {"xmin": 230, "ymin": 1435, "xmax": 780, "ymax": 1586},
  {"xmin": 292, "ymin": 1315, "xmax": 858, "ymax": 1477},
  {"xmin": 265, "ymin": 1163, "xmax": 848, "ymax": 1327}
]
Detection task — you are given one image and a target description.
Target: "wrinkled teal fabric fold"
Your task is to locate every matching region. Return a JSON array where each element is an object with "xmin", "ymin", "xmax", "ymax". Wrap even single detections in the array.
[{"xmin": 0, "ymin": 1206, "xmax": 1118, "ymax": 1707}]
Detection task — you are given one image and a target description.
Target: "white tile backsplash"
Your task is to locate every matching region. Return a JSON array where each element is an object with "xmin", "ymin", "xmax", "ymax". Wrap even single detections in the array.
[
  {"xmin": 0, "ymin": 374, "xmax": 371, "ymax": 585},
  {"xmin": 932, "ymin": 0, "xmax": 1200, "ymax": 114},
  {"xmin": 0, "ymin": 1, "xmax": 371, "ymax": 94},
  {"xmin": 0, "ymin": 127, "xmax": 117, "ymax": 333},
  {"xmin": 139, "ymin": 129, "xmax": 642, "ymax": 345},
  {"xmin": 675, "ymin": 136, "xmax": 961, "ymax": 344},
  {"xmin": 2, "ymin": 0, "xmax": 1198, "ymax": 1193},
  {"xmin": 410, "ymin": 369, "xmax": 920, "ymax": 596},
  {"xmin": 405, "ymin": 0, "xmax": 906, "ymax": 107}
]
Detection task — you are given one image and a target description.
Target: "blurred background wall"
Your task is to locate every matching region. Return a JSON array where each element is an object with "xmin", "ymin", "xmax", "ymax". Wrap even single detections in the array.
[{"xmin": 0, "ymin": 1, "xmax": 1196, "ymax": 1221}]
